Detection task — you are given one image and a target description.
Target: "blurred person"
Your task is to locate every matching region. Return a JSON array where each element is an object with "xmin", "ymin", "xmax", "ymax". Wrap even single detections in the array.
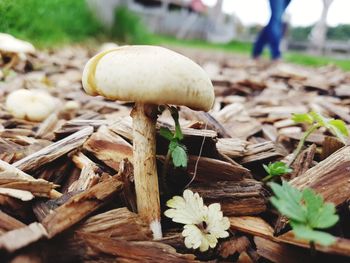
[
  {"xmin": 190, "ymin": 0, "xmax": 207, "ymax": 13},
  {"xmin": 252, "ymin": 0, "xmax": 291, "ymax": 61}
]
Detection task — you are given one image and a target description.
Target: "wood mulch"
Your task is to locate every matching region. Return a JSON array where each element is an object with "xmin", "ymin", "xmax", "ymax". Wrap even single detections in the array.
[{"xmin": 0, "ymin": 45, "xmax": 350, "ymax": 262}]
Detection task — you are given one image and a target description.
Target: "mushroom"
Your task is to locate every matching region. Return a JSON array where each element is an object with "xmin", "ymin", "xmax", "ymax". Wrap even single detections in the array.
[
  {"xmin": 98, "ymin": 42, "xmax": 119, "ymax": 53},
  {"xmin": 0, "ymin": 33, "xmax": 35, "ymax": 70},
  {"xmin": 82, "ymin": 45, "xmax": 215, "ymax": 239},
  {"xmin": 6, "ymin": 89, "xmax": 57, "ymax": 122}
]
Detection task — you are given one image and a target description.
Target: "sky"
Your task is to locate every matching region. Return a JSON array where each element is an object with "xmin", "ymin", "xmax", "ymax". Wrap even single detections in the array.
[{"xmin": 202, "ymin": 0, "xmax": 350, "ymax": 26}]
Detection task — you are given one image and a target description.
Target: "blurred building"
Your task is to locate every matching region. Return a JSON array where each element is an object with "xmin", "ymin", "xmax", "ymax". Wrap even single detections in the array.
[{"xmin": 87, "ymin": 0, "xmax": 237, "ymax": 43}]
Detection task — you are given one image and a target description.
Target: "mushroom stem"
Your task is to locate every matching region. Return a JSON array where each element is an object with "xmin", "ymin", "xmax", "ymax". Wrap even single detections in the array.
[{"xmin": 131, "ymin": 102, "xmax": 162, "ymax": 239}]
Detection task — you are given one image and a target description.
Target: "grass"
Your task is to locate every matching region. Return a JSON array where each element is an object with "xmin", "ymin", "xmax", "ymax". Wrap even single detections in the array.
[
  {"xmin": 0, "ymin": 0, "xmax": 102, "ymax": 47},
  {"xmin": 111, "ymin": 6, "xmax": 152, "ymax": 45},
  {"xmin": 0, "ymin": 1, "xmax": 348, "ymax": 71},
  {"xmin": 152, "ymin": 35, "xmax": 350, "ymax": 71},
  {"xmin": 151, "ymin": 35, "xmax": 251, "ymax": 54},
  {"xmin": 284, "ymin": 52, "xmax": 350, "ymax": 71}
]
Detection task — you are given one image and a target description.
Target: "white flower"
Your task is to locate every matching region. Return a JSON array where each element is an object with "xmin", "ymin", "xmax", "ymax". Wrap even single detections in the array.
[
  {"xmin": 164, "ymin": 189, "xmax": 207, "ymax": 225},
  {"xmin": 164, "ymin": 189, "xmax": 230, "ymax": 252}
]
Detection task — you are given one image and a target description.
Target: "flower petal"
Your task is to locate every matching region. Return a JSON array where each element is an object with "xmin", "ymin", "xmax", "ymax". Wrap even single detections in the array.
[
  {"xmin": 166, "ymin": 196, "xmax": 185, "ymax": 208},
  {"xmin": 164, "ymin": 190, "xmax": 207, "ymax": 225},
  {"xmin": 199, "ymin": 236, "xmax": 209, "ymax": 252},
  {"xmin": 183, "ymin": 225, "xmax": 203, "ymax": 249},
  {"xmin": 205, "ymin": 203, "xmax": 230, "ymax": 238}
]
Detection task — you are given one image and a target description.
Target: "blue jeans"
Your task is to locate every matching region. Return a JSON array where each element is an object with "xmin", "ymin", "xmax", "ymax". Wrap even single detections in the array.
[{"xmin": 252, "ymin": 0, "xmax": 291, "ymax": 60}]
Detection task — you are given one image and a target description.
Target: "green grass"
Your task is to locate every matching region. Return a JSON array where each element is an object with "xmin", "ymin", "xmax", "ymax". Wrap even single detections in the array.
[
  {"xmin": 151, "ymin": 35, "xmax": 251, "ymax": 54},
  {"xmin": 0, "ymin": 0, "xmax": 103, "ymax": 47},
  {"xmin": 111, "ymin": 6, "xmax": 152, "ymax": 45},
  {"xmin": 152, "ymin": 35, "xmax": 350, "ymax": 71},
  {"xmin": 284, "ymin": 52, "xmax": 350, "ymax": 71}
]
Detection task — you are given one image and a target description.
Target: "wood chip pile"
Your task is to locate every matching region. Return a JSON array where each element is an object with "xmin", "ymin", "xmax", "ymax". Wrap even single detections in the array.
[{"xmin": 0, "ymin": 45, "xmax": 350, "ymax": 262}]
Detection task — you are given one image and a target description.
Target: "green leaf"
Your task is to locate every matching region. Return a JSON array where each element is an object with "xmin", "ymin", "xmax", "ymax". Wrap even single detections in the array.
[
  {"xmin": 164, "ymin": 106, "xmax": 188, "ymax": 168},
  {"xmin": 327, "ymin": 119, "xmax": 349, "ymax": 142},
  {"xmin": 303, "ymin": 188, "xmax": 339, "ymax": 229},
  {"xmin": 309, "ymin": 111, "xmax": 328, "ymax": 127},
  {"xmin": 171, "ymin": 143, "xmax": 188, "ymax": 168},
  {"xmin": 290, "ymin": 222, "xmax": 337, "ymax": 246},
  {"xmin": 169, "ymin": 140, "xmax": 178, "ymax": 152},
  {"xmin": 269, "ymin": 181, "xmax": 306, "ymax": 222},
  {"xmin": 309, "ymin": 111, "xmax": 349, "ymax": 142},
  {"xmin": 270, "ymin": 181, "xmax": 339, "ymax": 247},
  {"xmin": 292, "ymin": 113, "xmax": 314, "ymax": 124},
  {"xmin": 292, "ymin": 111, "xmax": 348, "ymax": 144},
  {"xmin": 302, "ymin": 188, "xmax": 324, "ymax": 226},
  {"xmin": 160, "ymin": 127, "xmax": 174, "ymax": 141},
  {"xmin": 264, "ymin": 162, "xmax": 293, "ymax": 177},
  {"xmin": 328, "ymin": 119, "xmax": 349, "ymax": 136},
  {"xmin": 313, "ymin": 203, "xmax": 339, "ymax": 229}
]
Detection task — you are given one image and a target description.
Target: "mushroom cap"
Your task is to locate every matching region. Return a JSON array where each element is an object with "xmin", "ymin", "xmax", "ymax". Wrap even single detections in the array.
[
  {"xmin": 0, "ymin": 33, "xmax": 35, "ymax": 54},
  {"xmin": 82, "ymin": 45, "xmax": 215, "ymax": 112},
  {"xmin": 5, "ymin": 89, "xmax": 56, "ymax": 122}
]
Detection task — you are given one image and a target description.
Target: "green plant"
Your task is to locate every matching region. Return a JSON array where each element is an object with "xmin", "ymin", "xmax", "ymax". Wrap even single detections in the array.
[
  {"xmin": 262, "ymin": 162, "xmax": 293, "ymax": 182},
  {"xmin": 111, "ymin": 6, "xmax": 152, "ymax": 44},
  {"xmin": 160, "ymin": 106, "xmax": 188, "ymax": 168},
  {"xmin": 269, "ymin": 181, "xmax": 339, "ymax": 247},
  {"xmin": 288, "ymin": 111, "xmax": 348, "ymax": 165},
  {"xmin": 0, "ymin": 0, "xmax": 102, "ymax": 47},
  {"xmin": 159, "ymin": 106, "xmax": 188, "ymax": 193}
]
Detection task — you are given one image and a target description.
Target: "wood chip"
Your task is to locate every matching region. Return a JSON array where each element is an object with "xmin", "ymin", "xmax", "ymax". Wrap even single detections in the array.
[
  {"xmin": 0, "ymin": 187, "xmax": 34, "ymax": 201},
  {"xmin": 240, "ymin": 141, "xmax": 287, "ymax": 164},
  {"xmin": 42, "ymin": 175, "xmax": 123, "ymax": 238},
  {"xmin": 13, "ymin": 127, "xmax": 93, "ymax": 172},
  {"xmin": 83, "ymin": 125, "xmax": 133, "ymax": 170},
  {"xmin": 190, "ymin": 179, "xmax": 267, "ymax": 215},
  {"xmin": 0, "ymin": 222, "xmax": 47, "ymax": 252},
  {"xmin": 186, "ymin": 156, "xmax": 252, "ymax": 182},
  {"xmin": 290, "ymin": 146, "xmax": 350, "ymax": 206},
  {"xmin": 79, "ymin": 232, "xmax": 198, "ymax": 262},
  {"xmin": 230, "ymin": 216, "xmax": 350, "ymax": 257},
  {"xmin": 69, "ymin": 152, "xmax": 100, "ymax": 192},
  {"xmin": 0, "ymin": 210, "xmax": 26, "ymax": 233},
  {"xmin": 216, "ymin": 138, "xmax": 248, "ymax": 158},
  {"xmin": 77, "ymin": 207, "xmax": 152, "ymax": 241}
]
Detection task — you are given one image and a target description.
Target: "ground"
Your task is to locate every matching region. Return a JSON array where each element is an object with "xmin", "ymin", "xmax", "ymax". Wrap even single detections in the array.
[{"xmin": 0, "ymin": 44, "xmax": 350, "ymax": 262}]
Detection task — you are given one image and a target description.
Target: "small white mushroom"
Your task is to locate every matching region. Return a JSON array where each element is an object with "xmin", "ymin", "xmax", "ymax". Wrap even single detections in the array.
[
  {"xmin": 63, "ymin": 100, "xmax": 81, "ymax": 111},
  {"xmin": 0, "ymin": 33, "xmax": 35, "ymax": 69},
  {"xmin": 82, "ymin": 45, "xmax": 215, "ymax": 239},
  {"xmin": 98, "ymin": 42, "xmax": 119, "ymax": 53},
  {"xmin": 6, "ymin": 89, "xmax": 57, "ymax": 122}
]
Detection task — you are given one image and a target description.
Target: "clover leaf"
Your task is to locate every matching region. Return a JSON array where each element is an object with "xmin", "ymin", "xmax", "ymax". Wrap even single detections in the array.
[{"xmin": 269, "ymin": 181, "xmax": 339, "ymax": 246}]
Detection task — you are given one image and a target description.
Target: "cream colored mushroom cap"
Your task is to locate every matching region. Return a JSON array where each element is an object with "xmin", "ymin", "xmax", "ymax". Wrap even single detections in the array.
[
  {"xmin": 0, "ymin": 33, "xmax": 35, "ymax": 53},
  {"xmin": 5, "ymin": 89, "xmax": 56, "ymax": 122},
  {"xmin": 82, "ymin": 45, "xmax": 215, "ymax": 112}
]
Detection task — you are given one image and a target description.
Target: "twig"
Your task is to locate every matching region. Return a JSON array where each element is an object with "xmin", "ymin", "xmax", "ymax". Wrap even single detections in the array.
[{"xmin": 287, "ymin": 124, "xmax": 320, "ymax": 167}]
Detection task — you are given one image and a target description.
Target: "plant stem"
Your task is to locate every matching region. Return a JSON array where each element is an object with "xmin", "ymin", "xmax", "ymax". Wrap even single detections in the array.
[
  {"xmin": 262, "ymin": 174, "xmax": 274, "ymax": 182},
  {"xmin": 160, "ymin": 150, "xmax": 171, "ymax": 194},
  {"xmin": 287, "ymin": 124, "xmax": 320, "ymax": 167},
  {"xmin": 310, "ymin": 241, "xmax": 316, "ymax": 258}
]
